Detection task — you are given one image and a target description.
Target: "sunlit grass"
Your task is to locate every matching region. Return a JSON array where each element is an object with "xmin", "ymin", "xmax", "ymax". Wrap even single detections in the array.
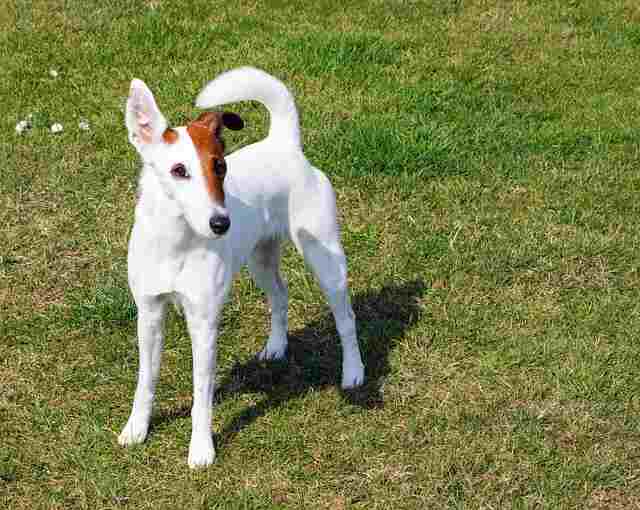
[{"xmin": 2, "ymin": 1, "xmax": 640, "ymax": 508}]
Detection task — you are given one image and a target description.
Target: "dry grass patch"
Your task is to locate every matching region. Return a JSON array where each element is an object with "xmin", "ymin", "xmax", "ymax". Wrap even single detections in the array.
[{"xmin": 589, "ymin": 488, "xmax": 640, "ymax": 510}]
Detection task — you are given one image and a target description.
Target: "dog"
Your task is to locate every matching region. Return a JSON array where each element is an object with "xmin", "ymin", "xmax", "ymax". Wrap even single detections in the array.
[{"xmin": 118, "ymin": 67, "xmax": 365, "ymax": 468}]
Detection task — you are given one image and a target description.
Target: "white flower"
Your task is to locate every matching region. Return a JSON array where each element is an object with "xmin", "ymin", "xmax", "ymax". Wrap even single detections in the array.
[
  {"xmin": 49, "ymin": 69, "xmax": 59, "ymax": 78},
  {"xmin": 15, "ymin": 119, "xmax": 31, "ymax": 135},
  {"xmin": 78, "ymin": 119, "xmax": 90, "ymax": 131},
  {"xmin": 50, "ymin": 123, "xmax": 63, "ymax": 134}
]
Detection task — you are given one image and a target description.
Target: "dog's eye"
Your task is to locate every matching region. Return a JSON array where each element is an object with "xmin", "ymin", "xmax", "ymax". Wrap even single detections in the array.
[
  {"xmin": 213, "ymin": 159, "xmax": 226, "ymax": 177},
  {"xmin": 171, "ymin": 163, "xmax": 190, "ymax": 179}
]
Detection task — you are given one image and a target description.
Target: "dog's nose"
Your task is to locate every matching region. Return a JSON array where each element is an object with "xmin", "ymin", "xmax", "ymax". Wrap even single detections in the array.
[{"xmin": 209, "ymin": 214, "xmax": 230, "ymax": 235}]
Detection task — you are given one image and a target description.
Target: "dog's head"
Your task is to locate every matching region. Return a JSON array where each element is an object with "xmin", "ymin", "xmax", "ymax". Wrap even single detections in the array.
[{"xmin": 126, "ymin": 79, "xmax": 244, "ymax": 239}]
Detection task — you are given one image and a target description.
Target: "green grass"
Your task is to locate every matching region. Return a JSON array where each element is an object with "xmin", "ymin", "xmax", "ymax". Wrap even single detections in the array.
[{"xmin": 3, "ymin": 0, "xmax": 640, "ymax": 508}]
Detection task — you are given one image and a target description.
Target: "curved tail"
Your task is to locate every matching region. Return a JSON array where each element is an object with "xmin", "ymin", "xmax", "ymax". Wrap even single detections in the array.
[{"xmin": 196, "ymin": 67, "xmax": 301, "ymax": 147}]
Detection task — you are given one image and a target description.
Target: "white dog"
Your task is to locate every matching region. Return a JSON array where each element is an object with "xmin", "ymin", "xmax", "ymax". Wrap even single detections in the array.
[{"xmin": 118, "ymin": 67, "xmax": 365, "ymax": 468}]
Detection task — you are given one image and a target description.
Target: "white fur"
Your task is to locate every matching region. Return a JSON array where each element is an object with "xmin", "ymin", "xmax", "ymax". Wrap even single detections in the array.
[{"xmin": 119, "ymin": 67, "xmax": 365, "ymax": 468}]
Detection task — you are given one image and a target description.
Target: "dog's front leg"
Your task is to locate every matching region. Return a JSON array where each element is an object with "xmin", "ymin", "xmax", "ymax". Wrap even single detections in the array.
[
  {"xmin": 183, "ymin": 300, "xmax": 221, "ymax": 468},
  {"xmin": 119, "ymin": 295, "xmax": 167, "ymax": 446}
]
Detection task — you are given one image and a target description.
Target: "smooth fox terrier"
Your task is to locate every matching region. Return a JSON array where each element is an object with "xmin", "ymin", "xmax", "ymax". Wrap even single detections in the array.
[{"xmin": 118, "ymin": 67, "xmax": 365, "ymax": 467}]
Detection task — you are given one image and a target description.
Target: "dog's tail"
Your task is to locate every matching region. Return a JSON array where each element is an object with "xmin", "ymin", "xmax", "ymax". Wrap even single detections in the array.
[{"xmin": 196, "ymin": 67, "xmax": 301, "ymax": 147}]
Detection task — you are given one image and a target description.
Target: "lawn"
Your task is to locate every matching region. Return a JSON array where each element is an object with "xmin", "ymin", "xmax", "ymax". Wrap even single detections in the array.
[{"xmin": 2, "ymin": 0, "xmax": 640, "ymax": 508}]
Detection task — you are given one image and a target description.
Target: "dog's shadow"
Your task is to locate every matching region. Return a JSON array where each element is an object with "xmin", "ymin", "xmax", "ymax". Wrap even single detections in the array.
[{"xmin": 206, "ymin": 278, "xmax": 426, "ymax": 450}]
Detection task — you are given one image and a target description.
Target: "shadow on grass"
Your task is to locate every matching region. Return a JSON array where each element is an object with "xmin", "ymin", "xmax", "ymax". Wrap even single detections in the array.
[{"xmin": 212, "ymin": 278, "xmax": 426, "ymax": 451}]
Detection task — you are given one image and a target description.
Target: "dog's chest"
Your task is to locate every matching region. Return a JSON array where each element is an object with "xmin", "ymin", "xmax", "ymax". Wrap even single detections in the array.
[{"xmin": 128, "ymin": 218, "xmax": 227, "ymax": 300}]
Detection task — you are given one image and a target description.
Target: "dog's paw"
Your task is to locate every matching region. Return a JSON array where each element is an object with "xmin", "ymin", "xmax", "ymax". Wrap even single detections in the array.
[
  {"xmin": 341, "ymin": 359, "xmax": 365, "ymax": 389},
  {"xmin": 188, "ymin": 437, "xmax": 215, "ymax": 469},
  {"xmin": 118, "ymin": 417, "xmax": 149, "ymax": 446},
  {"xmin": 256, "ymin": 340, "xmax": 287, "ymax": 361}
]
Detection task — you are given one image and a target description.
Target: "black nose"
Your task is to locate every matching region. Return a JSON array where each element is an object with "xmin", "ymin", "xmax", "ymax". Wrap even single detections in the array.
[{"xmin": 209, "ymin": 214, "xmax": 230, "ymax": 235}]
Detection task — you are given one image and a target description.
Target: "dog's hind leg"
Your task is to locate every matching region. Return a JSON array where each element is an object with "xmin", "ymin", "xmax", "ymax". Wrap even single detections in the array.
[
  {"xmin": 119, "ymin": 295, "xmax": 167, "ymax": 446},
  {"xmin": 295, "ymin": 231, "xmax": 365, "ymax": 389},
  {"xmin": 248, "ymin": 239, "xmax": 289, "ymax": 361},
  {"xmin": 289, "ymin": 170, "xmax": 364, "ymax": 388},
  {"xmin": 290, "ymin": 173, "xmax": 365, "ymax": 389}
]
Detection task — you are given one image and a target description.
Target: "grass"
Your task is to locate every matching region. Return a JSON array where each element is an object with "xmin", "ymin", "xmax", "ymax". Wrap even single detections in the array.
[{"xmin": 2, "ymin": 0, "xmax": 640, "ymax": 508}]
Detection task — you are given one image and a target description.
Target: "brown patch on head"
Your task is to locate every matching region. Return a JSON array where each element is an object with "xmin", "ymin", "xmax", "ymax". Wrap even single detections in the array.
[
  {"xmin": 186, "ymin": 112, "xmax": 227, "ymax": 205},
  {"xmin": 162, "ymin": 127, "xmax": 178, "ymax": 144}
]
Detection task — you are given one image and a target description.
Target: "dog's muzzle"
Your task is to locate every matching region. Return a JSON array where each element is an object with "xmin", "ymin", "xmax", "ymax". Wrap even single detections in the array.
[{"xmin": 209, "ymin": 214, "xmax": 230, "ymax": 236}]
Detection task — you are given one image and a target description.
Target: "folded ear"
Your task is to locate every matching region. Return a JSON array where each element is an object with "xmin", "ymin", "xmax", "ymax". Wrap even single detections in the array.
[
  {"xmin": 125, "ymin": 79, "xmax": 168, "ymax": 149},
  {"xmin": 221, "ymin": 112, "xmax": 244, "ymax": 131}
]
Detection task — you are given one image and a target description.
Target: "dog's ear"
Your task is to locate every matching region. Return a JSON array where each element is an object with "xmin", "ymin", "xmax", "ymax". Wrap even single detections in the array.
[
  {"xmin": 188, "ymin": 111, "xmax": 244, "ymax": 150},
  {"xmin": 221, "ymin": 112, "xmax": 244, "ymax": 131},
  {"xmin": 126, "ymin": 79, "xmax": 168, "ymax": 150}
]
